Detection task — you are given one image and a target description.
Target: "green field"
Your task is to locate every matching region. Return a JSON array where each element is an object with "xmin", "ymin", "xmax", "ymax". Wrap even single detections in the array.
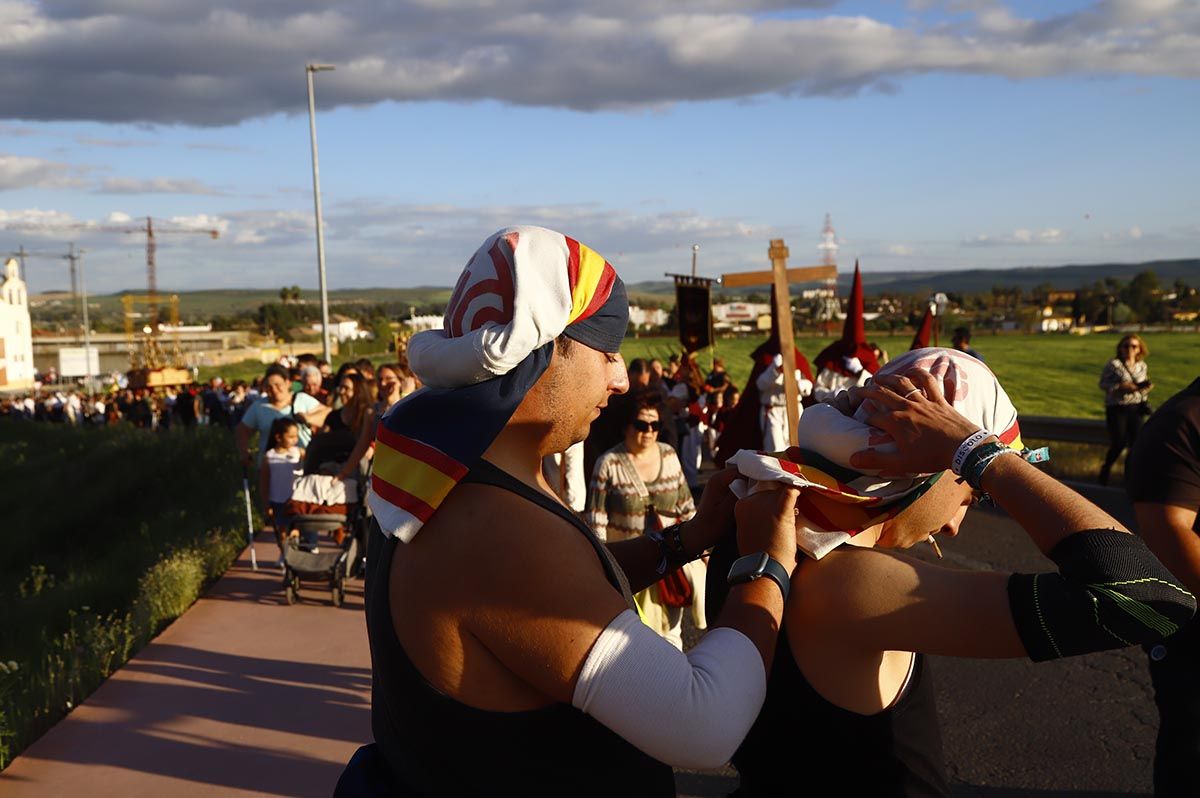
[
  {"xmin": 198, "ymin": 331, "xmax": 1200, "ymax": 420},
  {"xmin": 620, "ymin": 332, "xmax": 1200, "ymax": 419}
]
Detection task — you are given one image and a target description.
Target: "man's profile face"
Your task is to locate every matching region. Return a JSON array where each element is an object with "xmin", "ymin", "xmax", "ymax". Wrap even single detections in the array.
[
  {"xmin": 304, "ymin": 371, "xmax": 322, "ymax": 393},
  {"xmin": 532, "ymin": 341, "xmax": 629, "ymax": 451}
]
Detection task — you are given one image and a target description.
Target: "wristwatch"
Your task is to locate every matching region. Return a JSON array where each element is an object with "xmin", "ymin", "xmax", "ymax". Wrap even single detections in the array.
[{"xmin": 727, "ymin": 552, "xmax": 790, "ymax": 603}]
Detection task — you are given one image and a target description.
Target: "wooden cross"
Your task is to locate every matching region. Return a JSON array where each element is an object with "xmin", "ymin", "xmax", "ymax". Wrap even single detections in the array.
[{"xmin": 722, "ymin": 241, "xmax": 836, "ymax": 446}]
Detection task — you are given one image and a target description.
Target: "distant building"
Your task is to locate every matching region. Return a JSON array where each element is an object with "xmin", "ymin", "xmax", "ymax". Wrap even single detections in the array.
[
  {"xmin": 629, "ymin": 305, "xmax": 669, "ymax": 330},
  {"xmin": 0, "ymin": 258, "xmax": 35, "ymax": 390},
  {"xmin": 311, "ymin": 314, "xmax": 369, "ymax": 341},
  {"xmin": 405, "ymin": 314, "xmax": 444, "ymax": 333},
  {"xmin": 713, "ymin": 302, "xmax": 771, "ymax": 332}
]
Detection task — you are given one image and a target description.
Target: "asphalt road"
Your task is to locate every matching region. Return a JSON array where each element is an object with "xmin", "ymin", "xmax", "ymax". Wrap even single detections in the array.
[
  {"xmin": 681, "ymin": 482, "xmax": 1162, "ymax": 798},
  {"xmin": 928, "ymin": 483, "xmax": 1158, "ymax": 798}
]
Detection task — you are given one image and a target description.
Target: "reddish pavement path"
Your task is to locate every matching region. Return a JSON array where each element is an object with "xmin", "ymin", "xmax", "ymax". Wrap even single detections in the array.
[{"xmin": 1, "ymin": 539, "xmax": 370, "ymax": 798}]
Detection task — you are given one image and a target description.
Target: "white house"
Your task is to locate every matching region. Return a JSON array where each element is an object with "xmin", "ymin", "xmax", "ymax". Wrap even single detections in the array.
[
  {"xmin": 629, "ymin": 305, "xmax": 669, "ymax": 330},
  {"xmin": 310, "ymin": 315, "xmax": 370, "ymax": 341},
  {"xmin": 713, "ymin": 302, "xmax": 771, "ymax": 332},
  {"xmin": 0, "ymin": 258, "xmax": 35, "ymax": 390},
  {"xmin": 405, "ymin": 314, "xmax": 445, "ymax": 333}
]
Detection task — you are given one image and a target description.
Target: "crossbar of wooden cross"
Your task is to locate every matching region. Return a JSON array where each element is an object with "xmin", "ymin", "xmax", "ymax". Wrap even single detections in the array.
[{"xmin": 721, "ymin": 244, "xmax": 836, "ymax": 446}]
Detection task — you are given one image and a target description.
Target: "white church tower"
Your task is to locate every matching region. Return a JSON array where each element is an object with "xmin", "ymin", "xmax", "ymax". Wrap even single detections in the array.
[{"xmin": 0, "ymin": 257, "xmax": 36, "ymax": 390}]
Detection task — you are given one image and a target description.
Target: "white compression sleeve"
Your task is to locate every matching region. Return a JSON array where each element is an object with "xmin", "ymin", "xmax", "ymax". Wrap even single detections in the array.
[{"xmin": 571, "ymin": 609, "xmax": 767, "ymax": 770}]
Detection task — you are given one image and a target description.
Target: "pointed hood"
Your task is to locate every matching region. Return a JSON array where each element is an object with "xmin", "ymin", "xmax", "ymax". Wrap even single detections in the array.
[
  {"xmin": 909, "ymin": 305, "xmax": 934, "ymax": 350},
  {"xmin": 814, "ymin": 261, "xmax": 879, "ymax": 376}
]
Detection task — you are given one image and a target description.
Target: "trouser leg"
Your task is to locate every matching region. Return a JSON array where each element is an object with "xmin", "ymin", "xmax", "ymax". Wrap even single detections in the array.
[{"xmin": 1147, "ymin": 619, "xmax": 1200, "ymax": 797}]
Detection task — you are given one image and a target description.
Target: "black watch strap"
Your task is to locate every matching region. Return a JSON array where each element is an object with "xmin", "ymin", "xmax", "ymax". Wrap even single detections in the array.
[{"xmin": 727, "ymin": 552, "xmax": 790, "ymax": 603}]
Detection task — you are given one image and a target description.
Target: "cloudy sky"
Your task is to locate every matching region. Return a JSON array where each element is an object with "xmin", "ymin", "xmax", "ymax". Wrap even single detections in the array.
[{"xmin": 2, "ymin": 0, "xmax": 1198, "ymax": 294}]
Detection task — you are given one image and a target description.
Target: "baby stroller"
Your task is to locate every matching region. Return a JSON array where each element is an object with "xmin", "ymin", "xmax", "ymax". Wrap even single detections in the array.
[{"xmin": 282, "ymin": 473, "xmax": 359, "ymax": 606}]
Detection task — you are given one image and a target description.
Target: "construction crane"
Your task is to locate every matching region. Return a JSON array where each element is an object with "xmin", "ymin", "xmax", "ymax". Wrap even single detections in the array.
[
  {"xmin": 1, "ymin": 216, "xmax": 219, "ymax": 326},
  {"xmin": 7, "ymin": 244, "xmax": 85, "ymax": 330}
]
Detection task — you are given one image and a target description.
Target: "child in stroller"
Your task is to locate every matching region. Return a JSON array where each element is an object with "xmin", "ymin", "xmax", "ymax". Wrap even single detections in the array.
[{"xmin": 279, "ymin": 427, "xmax": 365, "ymax": 605}]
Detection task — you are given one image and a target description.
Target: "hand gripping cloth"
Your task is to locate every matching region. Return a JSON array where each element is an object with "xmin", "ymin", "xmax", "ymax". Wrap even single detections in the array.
[
  {"xmin": 728, "ymin": 347, "xmax": 1025, "ymax": 559},
  {"xmin": 367, "ymin": 226, "xmax": 628, "ymax": 542}
]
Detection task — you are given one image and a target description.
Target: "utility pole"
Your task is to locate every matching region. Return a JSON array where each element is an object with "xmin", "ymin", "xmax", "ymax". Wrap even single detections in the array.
[
  {"xmin": 691, "ymin": 244, "xmax": 699, "ymax": 278},
  {"xmin": 65, "ymin": 243, "xmax": 83, "ymax": 334},
  {"xmin": 306, "ymin": 63, "xmax": 336, "ymax": 364}
]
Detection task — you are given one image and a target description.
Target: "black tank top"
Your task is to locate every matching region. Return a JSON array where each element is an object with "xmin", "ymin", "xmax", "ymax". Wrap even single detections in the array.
[
  {"xmin": 365, "ymin": 458, "xmax": 676, "ymax": 796},
  {"xmin": 705, "ymin": 533, "xmax": 949, "ymax": 798},
  {"xmin": 734, "ymin": 628, "xmax": 949, "ymax": 797}
]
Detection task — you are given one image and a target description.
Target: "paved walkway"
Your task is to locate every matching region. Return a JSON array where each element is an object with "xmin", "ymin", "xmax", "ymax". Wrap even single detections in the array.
[{"xmin": 1, "ymin": 539, "xmax": 371, "ymax": 798}]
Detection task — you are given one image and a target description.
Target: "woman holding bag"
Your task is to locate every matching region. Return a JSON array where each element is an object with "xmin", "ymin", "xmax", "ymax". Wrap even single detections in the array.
[
  {"xmin": 587, "ymin": 394, "xmax": 705, "ymax": 649},
  {"xmin": 1099, "ymin": 333, "xmax": 1152, "ymax": 485}
]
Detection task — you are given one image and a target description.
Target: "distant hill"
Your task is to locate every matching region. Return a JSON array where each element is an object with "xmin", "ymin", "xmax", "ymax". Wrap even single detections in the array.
[
  {"xmin": 625, "ymin": 258, "xmax": 1200, "ymax": 299},
  {"xmin": 36, "ymin": 258, "xmax": 1197, "ymax": 316}
]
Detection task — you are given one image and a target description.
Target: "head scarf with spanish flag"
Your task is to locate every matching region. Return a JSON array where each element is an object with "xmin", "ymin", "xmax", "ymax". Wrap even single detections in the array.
[
  {"xmin": 367, "ymin": 226, "xmax": 628, "ymax": 543},
  {"xmin": 813, "ymin": 261, "xmax": 880, "ymax": 377},
  {"xmin": 728, "ymin": 347, "xmax": 1028, "ymax": 559}
]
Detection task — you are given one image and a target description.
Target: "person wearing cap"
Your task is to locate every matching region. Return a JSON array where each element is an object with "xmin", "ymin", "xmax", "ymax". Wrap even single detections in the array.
[
  {"xmin": 706, "ymin": 347, "xmax": 1195, "ymax": 796},
  {"xmin": 756, "ymin": 349, "xmax": 815, "ymax": 452},
  {"xmin": 812, "ymin": 262, "xmax": 879, "ymax": 402},
  {"xmin": 337, "ymin": 227, "xmax": 799, "ymax": 796}
]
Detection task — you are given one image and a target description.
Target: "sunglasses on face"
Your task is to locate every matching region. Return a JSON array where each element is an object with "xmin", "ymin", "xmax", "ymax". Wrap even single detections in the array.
[{"xmin": 632, "ymin": 419, "xmax": 662, "ymax": 433}]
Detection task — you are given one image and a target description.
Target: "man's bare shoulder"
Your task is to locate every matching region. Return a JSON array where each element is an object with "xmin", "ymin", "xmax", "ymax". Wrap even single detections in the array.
[{"xmin": 423, "ymin": 481, "xmax": 608, "ymax": 589}]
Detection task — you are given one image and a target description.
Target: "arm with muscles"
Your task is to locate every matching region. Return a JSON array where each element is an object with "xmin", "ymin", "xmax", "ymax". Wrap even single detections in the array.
[
  {"xmin": 1135, "ymin": 503, "xmax": 1200, "ymax": 596},
  {"xmin": 846, "ymin": 369, "xmax": 1195, "ymax": 661},
  {"xmin": 468, "ymin": 485, "xmax": 796, "ymax": 769}
]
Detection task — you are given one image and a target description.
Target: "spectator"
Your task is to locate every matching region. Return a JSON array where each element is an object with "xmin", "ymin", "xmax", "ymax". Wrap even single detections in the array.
[
  {"xmin": 354, "ymin": 358, "xmax": 376, "ymax": 381},
  {"xmin": 1125, "ymin": 376, "xmax": 1200, "ymax": 796},
  {"xmin": 951, "ymin": 326, "xmax": 984, "ymax": 362},
  {"xmin": 587, "ymin": 395, "xmax": 701, "ymax": 650},
  {"xmin": 584, "ymin": 358, "xmax": 650, "ymax": 482},
  {"xmin": 305, "ymin": 372, "xmax": 373, "ymax": 471},
  {"xmin": 647, "ymin": 358, "xmax": 671, "ymax": 404},
  {"xmin": 175, "ymin": 383, "xmax": 201, "ymax": 428},
  {"xmin": 1099, "ymin": 333, "xmax": 1153, "ymax": 485},
  {"xmin": 235, "ymin": 364, "xmax": 326, "ymax": 466},
  {"xmin": 336, "ymin": 362, "xmax": 408, "ymax": 482},
  {"xmin": 201, "ymin": 377, "xmax": 229, "ymax": 427},
  {"xmin": 299, "ymin": 365, "xmax": 328, "ymax": 404},
  {"xmin": 260, "ymin": 417, "xmax": 305, "ymax": 568}
]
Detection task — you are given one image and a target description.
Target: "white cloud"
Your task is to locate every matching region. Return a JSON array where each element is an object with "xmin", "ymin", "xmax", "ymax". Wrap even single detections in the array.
[
  {"xmin": 964, "ymin": 227, "xmax": 1067, "ymax": 246},
  {"xmin": 1129, "ymin": 225, "xmax": 1143, "ymax": 239},
  {"xmin": 0, "ymin": 154, "xmax": 86, "ymax": 190},
  {"xmin": 887, "ymin": 243, "xmax": 915, "ymax": 256},
  {"xmin": 0, "ymin": 2, "xmax": 1195, "ymax": 124},
  {"xmin": 97, "ymin": 176, "xmax": 226, "ymax": 195}
]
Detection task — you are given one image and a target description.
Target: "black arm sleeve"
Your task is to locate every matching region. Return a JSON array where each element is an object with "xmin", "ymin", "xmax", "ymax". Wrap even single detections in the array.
[{"xmin": 1008, "ymin": 529, "xmax": 1196, "ymax": 662}]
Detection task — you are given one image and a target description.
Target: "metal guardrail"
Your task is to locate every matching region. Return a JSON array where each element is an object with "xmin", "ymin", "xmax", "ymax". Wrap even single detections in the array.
[{"xmin": 1021, "ymin": 415, "xmax": 1109, "ymax": 446}]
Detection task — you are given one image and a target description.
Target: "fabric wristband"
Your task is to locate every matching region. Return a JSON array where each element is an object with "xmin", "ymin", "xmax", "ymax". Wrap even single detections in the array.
[
  {"xmin": 961, "ymin": 441, "xmax": 1018, "ymax": 490},
  {"xmin": 951, "ymin": 429, "xmax": 993, "ymax": 475},
  {"xmin": 648, "ymin": 523, "xmax": 699, "ymax": 575}
]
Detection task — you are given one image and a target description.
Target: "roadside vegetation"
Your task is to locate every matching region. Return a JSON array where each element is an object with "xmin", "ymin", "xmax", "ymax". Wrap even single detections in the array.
[{"xmin": 0, "ymin": 423, "xmax": 246, "ymax": 769}]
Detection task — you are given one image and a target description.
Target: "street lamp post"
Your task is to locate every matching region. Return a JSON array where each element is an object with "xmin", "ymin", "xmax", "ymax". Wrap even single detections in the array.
[
  {"xmin": 306, "ymin": 63, "xmax": 336, "ymax": 364},
  {"xmin": 691, "ymin": 244, "xmax": 700, "ymax": 278},
  {"xmin": 73, "ymin": 246, "xmax": 93, "ymax": 389}
]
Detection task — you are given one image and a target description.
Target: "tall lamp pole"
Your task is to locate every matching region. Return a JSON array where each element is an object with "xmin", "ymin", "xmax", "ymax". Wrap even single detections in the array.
[
  {"xmin": 691, "ymin": 243, "xmax": 700, "ymax": 278},
  {"xmin": 71, "ymin": 246, "xmax": 93, "ymax": 389},
  {"xmin": 306, "ymin": 63, "xmax": 335, "ymax": 364}
]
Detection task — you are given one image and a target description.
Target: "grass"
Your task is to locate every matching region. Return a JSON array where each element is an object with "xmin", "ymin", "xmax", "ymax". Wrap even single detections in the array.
[
  {"xmin": 0, "ymin": 423, "xmax": 247, "ymax": 769},
  {"xmin": 620, "ymin": 331, "xmax": 1200, "ymax": 420}
]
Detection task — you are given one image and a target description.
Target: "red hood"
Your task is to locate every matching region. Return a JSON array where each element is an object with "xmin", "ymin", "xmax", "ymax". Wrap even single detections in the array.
[
  {"xmin": 909, "ymin": 306, "xmax": 934, "ymax": 350},
  {"xmin": 814, "ymin": 261, "xmax": 878, "ymax": 375}
]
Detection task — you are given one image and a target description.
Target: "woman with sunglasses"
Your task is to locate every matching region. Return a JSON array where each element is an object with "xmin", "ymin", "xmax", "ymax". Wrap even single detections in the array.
[
  {"xmin": 586, "ymin": 394, "xmax": 703, "ymax": 649},
  {"xmin": 1099, "ymin": 333, "xmax": 1152, "ymax": 485}
]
